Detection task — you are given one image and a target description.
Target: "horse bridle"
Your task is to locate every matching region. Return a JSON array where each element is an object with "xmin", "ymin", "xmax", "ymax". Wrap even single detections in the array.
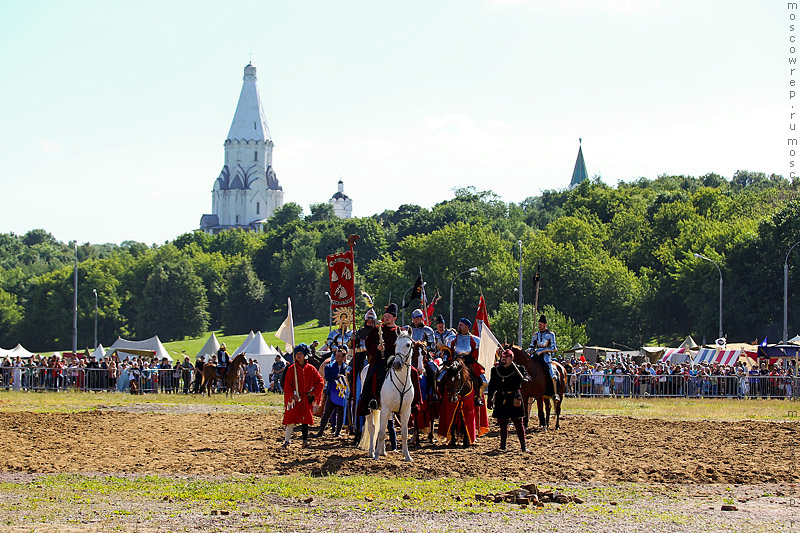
[{"xmin": 387, "ymin": 335, "xmax": 414, "ymax": 413}]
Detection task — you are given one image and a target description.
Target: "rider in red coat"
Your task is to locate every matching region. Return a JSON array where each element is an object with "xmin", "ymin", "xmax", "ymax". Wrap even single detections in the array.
[{"xmin": 282, "ymin": 343, "xmax": 324, "ymax": 448}]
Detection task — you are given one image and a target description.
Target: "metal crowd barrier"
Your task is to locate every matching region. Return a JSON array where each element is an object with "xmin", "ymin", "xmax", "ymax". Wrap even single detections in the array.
[
  {"xmin": 565, "ymin": 373, "xmax": 798, "ymax": 400},
  {"xmin": 0, "ymin": 367, "xmax": 200, "ymax": 394}
]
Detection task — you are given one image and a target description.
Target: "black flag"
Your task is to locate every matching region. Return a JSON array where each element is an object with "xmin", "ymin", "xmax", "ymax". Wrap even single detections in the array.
[{"xmin": 402, "ymin": 275, "xmax": 424, "ymax": 308}]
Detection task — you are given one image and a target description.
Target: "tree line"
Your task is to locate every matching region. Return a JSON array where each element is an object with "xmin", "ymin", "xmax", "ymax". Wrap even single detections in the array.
[{"xmin": 1, "ymin": 170, "xmax": 799, "ymax": 352}]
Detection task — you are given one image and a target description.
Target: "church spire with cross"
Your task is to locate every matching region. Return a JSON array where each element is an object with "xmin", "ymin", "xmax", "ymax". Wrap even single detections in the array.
[{"xmin": 569, "ymin": 138, "xmax": 589, "ymax": 189}]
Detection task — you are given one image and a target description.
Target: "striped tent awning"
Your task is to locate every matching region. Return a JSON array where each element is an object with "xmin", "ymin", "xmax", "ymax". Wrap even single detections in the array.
[{"xmin": 693, "ymin": 348, "xmax": 741, "ymax": 366}]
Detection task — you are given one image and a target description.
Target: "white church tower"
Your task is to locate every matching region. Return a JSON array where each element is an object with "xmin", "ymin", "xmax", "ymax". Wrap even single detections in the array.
[
  {"xmin": 329, "ymin": 179, "xmax": 353, "ymax": 219},
  {"xmin": 200, "ymin": 63, "xmax": 283, "ymax": 234}
]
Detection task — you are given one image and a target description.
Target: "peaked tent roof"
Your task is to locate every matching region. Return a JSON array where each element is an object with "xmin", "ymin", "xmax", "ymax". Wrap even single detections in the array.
[
  {"xmin": 108, "ymin": 336, "xmax": 172, "ymax": 362},
  {"xmin": 231, "ymin": 331, "xmax": 255, "ymax": 359},
  {"xmin": 241, "ymin": 331, "xmax": 279, "ymax": 356},
  {"xmin": 91, "ymin": 344, "xmax": 106, "ymax": 360},
  {"xmin": 9, "ymin": 344, "xmax": 36, "ymax": 359},
  {"xmin": 196, "ymin": 333, "xmax": 221, "ymax": 359},
  {"xmin": 659, "ymin": 347, "xmax": 689, "ymax": 364},
  {"xmin": 570, "ymin": 140, "xmax": 589, "ymax": 188},
  {"xmin": 678, "ymin": 336, "xmax": 698, "ymax": 350},
  {"xmin": 227, "ymin": 63, "xmax": 272, "ymax": 142}
]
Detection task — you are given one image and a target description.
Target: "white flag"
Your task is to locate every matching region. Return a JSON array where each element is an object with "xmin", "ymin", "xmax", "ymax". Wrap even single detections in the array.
[
  {"xmin": 478, "ymin": 324, "xmax": 500, "ymax": 370},
  {"xmin": 275, "ymin": 297, "xmax": 295, "ymax": 352}
]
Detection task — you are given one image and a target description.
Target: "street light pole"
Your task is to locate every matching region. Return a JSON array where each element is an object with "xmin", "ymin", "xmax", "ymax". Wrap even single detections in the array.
[
  {"xmin": 449, "ymin": 267, "xmax": 478, "ymax": 329},
  {"xmin": 784, "ymin": 240, "xmax": 800, "ymax": 342},
  {"xmin": 72, "ymin": 242, "xmax": 78, "ymax": 356},
  {"xmin": 92, "ymin": 288, "xmax": 98, "ymax": 350},
  {"xmin": 694, "ymin": 253, "xmax": 723, "ymax": 339},
  {"xmin": 324, "ymin": 291, "xmax": 332, "ymax": 333},
  {"xmin": 517, "ymin": 240, "xmax": 523, "ymax": 347}
]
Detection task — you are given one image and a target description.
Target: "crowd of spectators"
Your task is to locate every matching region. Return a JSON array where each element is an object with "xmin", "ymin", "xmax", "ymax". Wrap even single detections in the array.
[
  {"xmin": 0, "ymin": 351, "xmax": 268, "ymax": 394},
  {"xmin": 561, "ymin": 353, "xmax": 797, "ymax": 399}
]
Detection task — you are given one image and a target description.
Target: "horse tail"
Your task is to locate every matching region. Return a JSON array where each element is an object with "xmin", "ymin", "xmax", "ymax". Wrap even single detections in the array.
[{"xmin": 358, "ymin": 409, "xmax": 380, "ymax": 451}]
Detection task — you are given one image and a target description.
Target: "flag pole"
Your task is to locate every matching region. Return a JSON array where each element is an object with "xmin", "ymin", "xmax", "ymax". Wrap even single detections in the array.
[
  {"xmin": 419, "ymin": 266, "xmax": 428, "ymax": 326},
  {"xmin": 533, "ymin": 260, "xmax": 541, "ymax": 330}
]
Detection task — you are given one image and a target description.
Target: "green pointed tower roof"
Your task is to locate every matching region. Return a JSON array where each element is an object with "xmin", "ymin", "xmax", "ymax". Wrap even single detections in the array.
[{"xmin": 570, "ymin": 138, "xmax": 588, "ymax": 188}]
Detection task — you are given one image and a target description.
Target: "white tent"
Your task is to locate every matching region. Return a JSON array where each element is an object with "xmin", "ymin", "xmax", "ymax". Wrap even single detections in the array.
[
  {"xmin": 231, "ymin": 331, "xmax": 255, "ymax": 359},
  {"xmin": 91, "ymin": 344, "xmax": 107, "ymax": 360},
  {"xmin": 9, "ymin": 344, "xmax": 36, "ymax": 359},
  {"xmin": 678, "ymin": 336, "xmax": 698, "ymax": 350},
  {"xmin": 788, "ymin": 334, "xmax": 800, "ymax": 344},
  {"xmin": 196, "ymin": 333, "xmax": 221, "ymax": 360},
  {"xmin": 240, "ymin": 331, "xmax": 280, "ymax": 372},
  {"xmin": 108, "ymin": 335, "xmax": 172, "ymax": 362}
]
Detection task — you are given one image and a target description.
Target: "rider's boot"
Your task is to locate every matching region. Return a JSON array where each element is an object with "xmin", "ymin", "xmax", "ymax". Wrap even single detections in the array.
[
  {"xmin": 551, "ymin": 376, "xmax": 561, "ymax": 402},
  {"xmin": 473, "ymin": 376, "xmax": 484, "ymax": 406}
]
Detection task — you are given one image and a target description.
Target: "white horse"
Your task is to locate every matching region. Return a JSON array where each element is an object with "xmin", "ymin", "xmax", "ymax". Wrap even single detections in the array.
[{"xmin": 359, "ymin": 328, "xmax": 415, "ymax": 462}]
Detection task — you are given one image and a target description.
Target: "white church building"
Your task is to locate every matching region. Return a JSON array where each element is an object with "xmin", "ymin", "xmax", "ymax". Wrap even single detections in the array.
[
  {"xmin": 328, "ymin": 179, "xmax": 353, "ymax": 219},
  {"xmin": 200, "ymin": 63, "xmax": 284, "ymax": 234}
]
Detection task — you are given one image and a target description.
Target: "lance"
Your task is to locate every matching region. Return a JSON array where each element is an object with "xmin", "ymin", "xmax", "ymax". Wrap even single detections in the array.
[{"xmin": 532, "ymin": 260, "xmax": 541, "ymax": 341}]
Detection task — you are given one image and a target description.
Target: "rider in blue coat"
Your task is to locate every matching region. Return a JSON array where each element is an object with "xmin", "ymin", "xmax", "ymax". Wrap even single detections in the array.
[{"xmin": 528, "ymin": 315, "xmax": 559, "ymax": 401}]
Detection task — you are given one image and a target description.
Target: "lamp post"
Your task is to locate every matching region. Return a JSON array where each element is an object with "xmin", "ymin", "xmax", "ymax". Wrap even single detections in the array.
[
  {"xmin": 784, "ymin": 240, "xmax": 800, "ymax": 342},
  {"xmin": 450, "ymin": 267, "xmax": 478, "ymax": 329},
  {"xmin": 694, "ymin": 253, "xmax": 723, "ymax": 339},
  {"xmin": 92, "ymin": 289, "xmax": 98, "ymax": 350},
  {"xmin": 72, "ymin": 242, "xmax": 78, "ymax": 356},
  {"xmin": 517, "ymin": 240, "xmax": 523, "ymax": 347},
  {"xmin": 324, "ymin": 291, "xmax": 332, "ymax": 333}
]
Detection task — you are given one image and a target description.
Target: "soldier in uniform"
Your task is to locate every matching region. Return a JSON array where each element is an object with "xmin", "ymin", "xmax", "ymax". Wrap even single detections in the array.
[
  {"xmin": 448, "ymin": 318, "xmax": 486, "ymax": 406},
  {"xmin": 324, "ymin": 324, "xmax": 353, "ymax": 354},
  {"xmin": 358, "ymin": 303, "xmax": 400, "ymax": 415},
  {"xmin": 528, "ymin": 315, "xmax": 559, "ymax": 401},
  {"xmin": 216, "ymin": 343, "xmax": 230, "ymax": 392},
  {"xmin": 433, "ymin": 315, "xmax": 455, "ymax": 364},
  {"xmin": 349, "ymin": 309, "xmax": 376, "ymax": 444},
  {"xmin": 408, "ymin": 309, "xmax": 434, "ymax": 372},
  {"xmin": 487, "ymin": 348, "xmax": 528, "ymax": 451}
]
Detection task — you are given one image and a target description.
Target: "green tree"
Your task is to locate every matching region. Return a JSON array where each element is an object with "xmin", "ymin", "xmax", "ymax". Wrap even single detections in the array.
[{"xmin": 222, "ymin": 259, "xmax": 267, "ymax": 334}]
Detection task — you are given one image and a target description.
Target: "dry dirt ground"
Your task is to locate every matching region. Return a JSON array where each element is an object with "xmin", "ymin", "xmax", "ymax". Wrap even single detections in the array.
[{"xmin": 0, "ymin": 405, "xmax": 798, "ymax": 531}]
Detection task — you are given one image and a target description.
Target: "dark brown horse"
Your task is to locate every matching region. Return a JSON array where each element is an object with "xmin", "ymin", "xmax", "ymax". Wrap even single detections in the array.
[
  {"xmin": 439, "ymin": 358, "xmax": 473, "ymax": 447},
  {"xmin": 198, "ymin": 352, "xmax": 247, "ymax": 398},
  {"xmin": 503, "ymin": 344, "xmax": 569, "ymax": 430}
]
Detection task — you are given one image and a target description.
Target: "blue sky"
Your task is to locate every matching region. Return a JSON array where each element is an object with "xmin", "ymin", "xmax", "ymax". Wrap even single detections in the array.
[{"xmin": 0, "ymin": 0, "xmax": 786, "ymax": 244}]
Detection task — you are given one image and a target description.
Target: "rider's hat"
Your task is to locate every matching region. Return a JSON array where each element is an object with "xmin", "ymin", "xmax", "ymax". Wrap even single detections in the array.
[
  {"xmin": 365, "ymin": 309, "xmax": 377, "ymax": 321},
  {"xmin": 458, "ymin": 317, "xmax": 472, "ymax": 329},
  {"xmin": 384, "ymin": 303, "xmax": 398, "ymax": 317},
  {"xmin": 538, "ymin": 315, "xmax": 547, "ymax": 324},
  {"xmin": 411, "ymin": 309, "xmax": 424, "ymax": 319},
  {"xmin": 436, "ymin": 314, "xmax": 445, "ymax": 325}
]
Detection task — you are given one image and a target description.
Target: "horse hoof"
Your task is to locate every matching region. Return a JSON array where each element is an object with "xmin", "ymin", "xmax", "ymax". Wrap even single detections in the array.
[{"xmin": 404, "ymin": 456, "xmax": 413, "ymax": 462}]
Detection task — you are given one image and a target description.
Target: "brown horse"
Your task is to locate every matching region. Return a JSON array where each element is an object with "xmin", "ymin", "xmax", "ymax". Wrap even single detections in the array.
[
  {"xmin": 439, "ymin": 358, "xmax": 473, "ymax": 447},
  {"xmin": 503, "ymin": 344, "xmax": 569, "ymax": 430},
  {"xmin": 198, "ymin": 352, "xmax": 247, "ymax": 398}
]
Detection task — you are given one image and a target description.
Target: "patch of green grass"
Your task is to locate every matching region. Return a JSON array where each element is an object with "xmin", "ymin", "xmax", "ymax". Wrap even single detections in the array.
[
  {"xmin": 0, "ymin": 389, "xmax": 284, "ymax": 413},
  {"xmin": 562, "ymin": 397, "xmax": 796, "ymax": 420}
]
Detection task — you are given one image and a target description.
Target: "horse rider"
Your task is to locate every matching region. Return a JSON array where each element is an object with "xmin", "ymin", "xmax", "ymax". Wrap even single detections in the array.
[
  {"xmin": 358, "ymin": 303, "xmax": 400, "ymax": 415},
  {"xmin": 487, "ymin": 348, "xmax": 528, "ymax": 452},
  {"xmin": 216, "ymin": 343, "xmax": 231, "ymax": 391},
  {"xmin": 448, "ymin": 317, "xmax": 487, "ymax": 406},
  {"xmin": 528, "ymin": 315, "xmax": 560, "ymax": 401},
  {"xmin": 282, "ymin": 343, "xmax": 324, "ymax": 448},
  {"xmin": 408, "ymin": 309, "xmax": 435, "ymax": 353},
  {"xmin": 350, "ymin": 308, "xmax": 377, "ymax": 444},
  {"xmin": 324, "ymin": 323, "xmax": 353, "ymax": 354}
]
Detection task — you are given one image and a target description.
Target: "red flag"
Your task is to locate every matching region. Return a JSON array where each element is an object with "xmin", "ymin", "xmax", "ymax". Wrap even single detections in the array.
[
  {"xmin": 425, "ymin": 291, "xmax": 441, "ymax": 323},
  {"xmin": 326, "ymin": 250, "xmax": 355, "ymax": 309},
  {"xmin": 473, "ymin": 295, "xmax": 490, "ymax": 336}
]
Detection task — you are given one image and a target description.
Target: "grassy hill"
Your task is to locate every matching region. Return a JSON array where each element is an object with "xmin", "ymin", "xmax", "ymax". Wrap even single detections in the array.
[{"xmin": 161, "ymin": 320, "xmax": 332, "ymax": 360}]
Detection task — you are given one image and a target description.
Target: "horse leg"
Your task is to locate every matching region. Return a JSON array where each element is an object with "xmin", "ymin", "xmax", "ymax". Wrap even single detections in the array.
[
  {"xmin": 555, "ymin": 398, "xmax": 562, "ymax": 430},
  {"xmin": 400, "ymin": 405, "xmax": 413, "ymax": 462},
  {"xmin": 545, "ymin": 398, "xmax": 551, "ymax": 428},
  {"xmin": 366, "ymin": 409, "xmax": 376, "ymax": 457},
  {"xmin": 536, "ymin": 397, "xmax": 546, "ymax": 429},
  {"xmin": 377, "ymin": 408, "xmax": 391, "ymax": 459},
  {"xmin": 523, "ymin": 396, "xmax": 531, "ymax": 429}
]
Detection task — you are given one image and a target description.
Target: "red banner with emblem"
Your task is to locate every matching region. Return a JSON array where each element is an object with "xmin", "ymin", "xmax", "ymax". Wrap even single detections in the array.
[{"xmin": 326, "ymin": 250, "xmax": 355, "ymax": 309}]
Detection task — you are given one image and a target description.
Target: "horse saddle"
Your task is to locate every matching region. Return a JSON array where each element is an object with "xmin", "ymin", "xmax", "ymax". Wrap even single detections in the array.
[{"xmin": 216, "ymin": 366, "xmax": 228, "ymax": 377}]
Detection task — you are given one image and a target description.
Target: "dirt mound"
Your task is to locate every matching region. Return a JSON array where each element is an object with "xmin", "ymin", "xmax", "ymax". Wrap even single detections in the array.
[{"xmin": 0, "ymin": 410, "xmax": 796, "ymax": 484}]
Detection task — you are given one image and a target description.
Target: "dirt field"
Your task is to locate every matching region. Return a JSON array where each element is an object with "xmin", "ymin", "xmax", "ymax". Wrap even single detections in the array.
[
  {"xmin": 0, "ymin": 403, "xmax": 799, "ymax": 531},
  {"xmin": 0, "ymin": 406, "xmax": 797, "ymax": 484}
]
